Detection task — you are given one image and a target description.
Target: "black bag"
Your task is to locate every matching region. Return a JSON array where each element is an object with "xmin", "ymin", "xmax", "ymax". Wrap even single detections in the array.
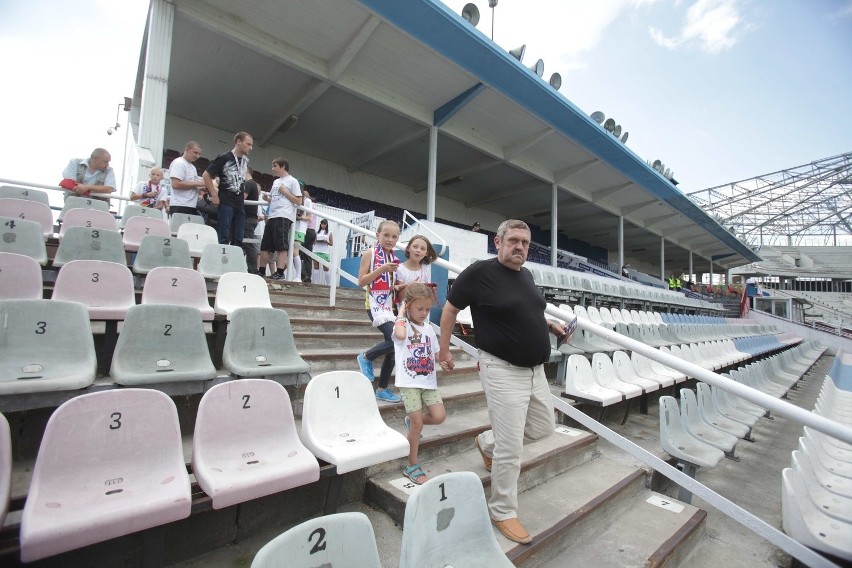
[{"xmin": 196, "ymin": 195, "xmax": 218, "ymax": 228}]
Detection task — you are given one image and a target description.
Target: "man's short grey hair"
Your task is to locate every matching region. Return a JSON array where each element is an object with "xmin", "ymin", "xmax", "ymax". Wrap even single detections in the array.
[
  {"xmin": 90, "ymin": 148, "xmax": 109, "ymax": 159},
  {"xmin": 496, "ymin": 219, "xmax": 530, "ymax": 239}
]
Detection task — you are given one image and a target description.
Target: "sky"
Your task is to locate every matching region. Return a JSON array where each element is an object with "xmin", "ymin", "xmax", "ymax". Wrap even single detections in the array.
[{"xmin": 0, "ymin": 0, "xmax": 850, "ymax": 199}]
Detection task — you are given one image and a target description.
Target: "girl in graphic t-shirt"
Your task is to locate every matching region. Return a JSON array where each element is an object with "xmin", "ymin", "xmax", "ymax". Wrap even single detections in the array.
[
  {"xmin": 393, "ymin": 235, "xmax": 438, "ymax": 306},
  {"xmin": 356, "ymin": 220, "xmax": 402, "ymax": 403}
]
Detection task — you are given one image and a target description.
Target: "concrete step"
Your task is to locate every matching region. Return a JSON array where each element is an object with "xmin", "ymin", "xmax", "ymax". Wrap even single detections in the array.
[
  {"xmin": 293, "ymin": 330, "xmax": 384, "ymax": 349},
  {"xmin": 274, "ymin": 302, "xmax": 367, "ymax": 321},
  {"xmin": 364, "ymin": 424, "xmax": 599, "ymax": 526},
  {"xmin": 289, "ymin": 317, "xmax": 374, "ymax": 333},
  {"xmin": 299, "ymin": 346, "xmax": 478, "ymax": 374},
  {"xmin": 266, "ymin": 280, "xmax": 364, "ymax": 301},
  {"xmin": 270, "ymin": 289, "xmax": 365, "ymax": 309}
]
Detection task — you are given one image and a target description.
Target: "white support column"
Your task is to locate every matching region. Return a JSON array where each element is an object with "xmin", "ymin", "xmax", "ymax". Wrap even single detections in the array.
[
  {"xmin": 688, "ymin": 251, "xmax": 693, "ymax": 284},
  {"xmin": 617, "ymin": 216, "xmax": 624, "ymax": 272},
  {"xmin": 551, "ymin": 183, "xmax": 558, "ymax": 267},
  {"xmin": 426, "ymin": 126, "xmax": 437, "ymax": 221},
  {"xmin": 709, "ymin": 260, "xmax": 714, "ymax": 286},
  {"xmin": 136, "ymin": 0, "xmax": 174, "ymax": 178},
  {"xmin": 659, "ymin": 237, "xmax": 665, "ymax": 281}
]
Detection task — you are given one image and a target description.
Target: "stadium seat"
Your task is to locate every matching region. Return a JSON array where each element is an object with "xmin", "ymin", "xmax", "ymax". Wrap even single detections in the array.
[
  {"xmin": 0, "ymin": 251, "xmax": 42, "ymax": 299},
  {"xmin": 679, "ymin": 389, "xmax": 737, "ymax": 457},
  {"xmin": 0, "ymin": 216, "xmax": 48, "ymax": 265},
  {"xmin": 0, "ymin": 299, "xmax": 96, "ymax": 395},
  {"xmin": 52, "ymin": 260, "xmax": 135, "ymax": 319},
  {"xmin": 611, "ymin": 351, "xmax": 660, "ymax": 392},
  {"xmin": 192, "ymin": 379, "xmax": 320, "ymax": 509},
  {"xmin": 782, "ymin": 467, "xmax": 852, "ymax": 561},
  {"xmin": 630, "ymin": 351, "xmax": 676, "ymax": 389},
  {"xmin": 177, "ymin": 223, "xmax": 218, "ymax": 257},
  {"xmin": 110, "ymin": 304, "xmax": 217, "ymax": 386},
  {"xmin": 791, "ymin": 451, "xmax": 852, "ymax": 523},
  {"xmin": 695, "ymin": 383, "xmax": 750, "ymax": 439},
  {"xmin": 399, "ymin": 471, "xmax": 513, "ymax": 568},
  {"xmin": 591, "ymin": 353, "xmax": 643, "ymax": 399},
  {"xmin": 57, "ymin": 196, "xmax": 110, "ymax": 222},
  {"xmin": 0, "ymin": 412, "xmax": 10, "ymax": 528},
  {"xmin": 251, "ymin": 512, "xmax": 381, "ymax": 568},
  {"xmin": 141, "ymin": 266, "xmax": 214, "ymax": 320},
  {"xmin": 169, "ymin": 212, "xmax": 204, "ymax": 235},
  {"xmin": 132, "ymin": 234, "xmax": 193, "ymax": 274},
  {"xmin": 122, "ymin": 215, "xmax": 171, "ymax": 252},
  {"xmin": 659, "ymin": 396, "xmax": 724, "ymax": 471},
  {"xmin": 300, "ymin": 370, "xmax": 409, "ymax": 474},
  {"xmin": 58, "ymin": 207, "xmax": 118, "ymax": 237},
  {"xmin": 119, "ymin": 203, "xmax": 163, "ymax": 229},
  {"xmin": 52, "ymin": 227, "xmax": 126, "ymax": 267},
  {"xmin": 222, "ymin": 307, "xmax": 310, "ymax": 380},
  {"xmin": 214, "ymin": 272, "xmax": 272, "ymax": 318},
  {"xmin": 198, "ymin": 243, "xmax": 248, "ymax": 279},
  {"xmin": 19, "ymin": 389, "xmax": 192, "ymax": 562},
  {"xmin": 563, "ymin": 354, "xmax": 622, "ymax": 406},
  {"xmin": 0, "ymin": 185, "xmax": 50, "ymax": 206},
  {"xmin": 0, "ymin": 197, "xmax": 53, "ymax": 237}
]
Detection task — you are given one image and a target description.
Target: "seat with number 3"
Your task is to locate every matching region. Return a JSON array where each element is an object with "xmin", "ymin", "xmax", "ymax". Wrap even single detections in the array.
[
  {"xmin": 399, "ymin": 471, "xmax": 513, "ymax": 568},
  {"xmin": 20, "ymin": 389, "xmax": 192, "ymax": 562},
  {"xmin": 52, "ymin": 259, "xmax": 135, "ymax": 320},
  {"xmin": 301, "ymin": 371, "xmax": 409, "ymax": 474},
  {"xmin": 193, "ymin": 379, "xmax": 320, "ymax": 509},
  {"xmin": 251, "ymin": 512, "xmax": 380, "ymax": 568},
  {"xmin": 53, "ymin": 226, "xmax": 126, "ymax": 268},
  {"xmin": 58, "ymin": 208, "xmax": 118, "ymax": 238},
  {"xmin": 110, "ymin": 304, "xmax": 217, "ymax": 385}
]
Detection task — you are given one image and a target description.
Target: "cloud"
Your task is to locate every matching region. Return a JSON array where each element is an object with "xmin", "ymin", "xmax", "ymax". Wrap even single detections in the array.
[{"xmin": 650, "ymin": 0, "xmax": 742, "ymax": 53}]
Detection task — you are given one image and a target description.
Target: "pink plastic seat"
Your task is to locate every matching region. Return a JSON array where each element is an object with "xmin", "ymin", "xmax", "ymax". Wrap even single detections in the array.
[
  {"xmin": 52, "ymin": 259, "xmax": 135, "ymax": 320},
  {"xmin": 142, "ymin": 266, "xmax": 214, "ymax": 320},
  {"xmin": 58, "ymin": 207, "xmax": 118, "ymax": 238},
  {"xmin": 122, "ymin": 215, "xmax": 171, "ymax": 252},
  {"xmin": 0, "ymin": 198, "xmax": 53, "ymax": 237},
  {"xmin": 20, "ymin": 389, "xmax": 192, "ymax": 562},
  {"xmin": 0, "ymin": 251, "xmax": 42, "ymax": 299},
  {"xmin": 301, "ymin": 371, "xmax": 409, "ymax": 473},
  {"xmin": 192, "ymin": 379, "xmax": 320, "ymax": 509}
]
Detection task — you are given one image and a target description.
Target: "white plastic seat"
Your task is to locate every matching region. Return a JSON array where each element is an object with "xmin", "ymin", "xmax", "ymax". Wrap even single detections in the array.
[
  {"xmin": 0, "ymin": 251, "xmax": 42, "ymax": 299},
  {"xmin": 611, "ymin": 351, "xmax": 660, "ymax": 392},
  {"xmin": 132, "ymin": 234, "xmax": 194, "ymax": 275},
  {"xmin": 630, "ymin": 352, "xmax": 675, "ymax": 388},
  {"xmin": 695, "ymin": 383, "xmax": 750, "ymax": 439},
  {"xmin": 791, "ymin": 451, "xmax": 852, "ymax": 522},
  {"xmin": 0, "ymin": 299, "xmax": 96, "ymax": 395},
  {"xmin": 199, "ymin": 243, "xmax": 248, "ymax": 279},
  {"xmin": 169, "ymin": 212, "xmax": 205, "ymax": 235},
  {"xmin": 782, "ymin": 467, "xmax": 852, "ymax": 561},
  {"xmin": 680, "ymin": 389, "xmax": 737, "ymax": 455},
  {"xmin": 20, "ymin": 389, "xmax": 191, "ymax": 562},
  {"xmin": 57, "ymin": 196, "xmax": 110, "ymax": 222},
  {"xmin": 192, "ymin": 379, "xmax": 320, "ymax": 509},
  {"xmin": 177, "ymin": 222, "xmax": 219, "ymax": 257},
  {"xmin": 399, "ymin": 471, "xmax": 513, "ymax": 568},
  {"xmin": 0, "ymin": 197, "xmax": 53, "ymax": 237},
  {"xmin": 119, "ymin": 203, "xmax": 163, "ymax": 229},
  {"xmin": 223, "ymin": 307, "xmax": 310, "ymax": 379},
  {"xmin": 122, "ymin": 215, "xmax": 171, "ymax": 252},
  {"xmin": 709, "ymin": 384, "xmax": 761, "ymax": 427},
  {"xmin": 141, "ymin": 266, "xmax": 214, "ymax": 320},
  {"xmin": 653, "ymin": 347, "xmax": 688, "ymax": 383},
  {"xmin": 0, "ymin": 185, "xmax": 50, "ymax": 206},
  {"xmin": 591, "ymin": 353, "xmax": 642, "ymax": 399},
  {"xmin": 0, "ymin": 216, "xmax": 47, "ymax": 265},
  {"xmin": 58, "ymin": 207, "xmax": 118, "ymax": 237},
  {"xmin": 52, "ymin": 259, "xmax": 135, "ymax": 319},
  {"xmin": 214, "ymin": 272, "xmax": 272, "ymax": 318},
  {"xmin": 300, "ymin": 370, "xmax": 409, "ymax": 473},
  {"xmin": 110, "ymin": 304, "xmax": 218, "ymax": 385},
  {"xmin": 0, "ymin": 412, "xmax": 10, "ymax": 528},
  {"xmin": 564, "ymin": 354, "xmax": 622, "ymax": 406},
  {"xmin": 52, "ymin": 226, "xmax": 127, "ymax": 267},
  {"xmin": 251, "ymin": 512, "xmax": 381, "ymax": 568},
  {"xmin": 659, "ymin": 396, "xmax": 724, "ymax": 469}
]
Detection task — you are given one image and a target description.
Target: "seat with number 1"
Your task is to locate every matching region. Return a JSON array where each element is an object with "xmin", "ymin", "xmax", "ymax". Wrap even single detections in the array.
[
  {"xmin": 223, "ymin": 307, "xmax": 309, "ymax": 379},
  {"xmin": 20, "ymin": 389, "xmax": 192, "ymax": 562},
  {"xmin": 214, "ymin": 272, "xmax": 272, "ymax": 318},
  {"xmin": 192, "ymin": 379, "xmax": 320, "ymax": 509},
  {"xmin": 251, "ymin": 512, "xmax": 380, "ymax": 568},
  {"xmin": 198, "ymin": 243, "xmax": 248, "ymax": 280}
]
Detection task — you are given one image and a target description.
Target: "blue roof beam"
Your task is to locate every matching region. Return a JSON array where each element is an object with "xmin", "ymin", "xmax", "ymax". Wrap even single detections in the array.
[{"xmin": 434, "ymin": 82, "xmax": 486, "ymax": 127}]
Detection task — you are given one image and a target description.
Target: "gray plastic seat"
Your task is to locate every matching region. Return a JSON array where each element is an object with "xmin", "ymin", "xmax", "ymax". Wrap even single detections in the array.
[
  {"xmin": 0, "ymin": 251, "xmax": 42, "ymax": 299},
  {"xmin": 57, "ymin": 195, "xmax": 109, "ymax": 222},
  {"xmin": 132, "ymin": 234, "xmax": 193, "ymax": 275},
  {"xmin": 0, "ymin": 216, "xmax": 47, "ymax": 265},
  {"xmin": 110, "ymin": 304, "xmax": 217, "ymax": 386},
  {"xmin": 119, "ymin": 203, "xmax": 163, "ymax": 229},
  {"xmin": 0, "ymin": 185, "xmax": 50, "ymax": 206},
  {"xmin": 399, "ymin": 471, "xmax": 513, "ymax": 568},
  {"xmin": 251, "ymin": 512, "xmax": 380, "ymax": 568},
  {"xmin": 198, "ymin": 243, "xmax": 248, "ymax": 280},
  {"xmin": 223, "ymin": 307, "xmax": 310, "ymax": 381},
  {"xmin": 0, "ymin": 299, "xmax": 96, "ymax": 395},
  {"xmin": 52, "ymin": 226, "xmax": 126, "ymax": 268}
]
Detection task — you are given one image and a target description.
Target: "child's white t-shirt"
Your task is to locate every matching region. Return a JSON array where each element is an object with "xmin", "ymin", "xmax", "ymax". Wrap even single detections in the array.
[
  {"xmin": 395, "ymin": 262, "xmax": 431, "ymax": 286},
  {"xmin": 392, "ymin": 320, "xmax": 438, "ymax": 390}
]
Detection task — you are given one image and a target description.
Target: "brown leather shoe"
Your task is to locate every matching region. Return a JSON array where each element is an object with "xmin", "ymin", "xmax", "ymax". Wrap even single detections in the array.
[
  {"xmin": 492, "ymin": 517, "xmax": 532, "ymax": 544},
  {"xmin": 474, "ymin": 435, "xmax": 492, "ymax": 471}
]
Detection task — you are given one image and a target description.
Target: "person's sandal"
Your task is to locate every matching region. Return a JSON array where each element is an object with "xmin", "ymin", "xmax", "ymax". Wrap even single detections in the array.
[{"xmin": 403, "ymin": 464, "xmax": 427, "ymax": 485}]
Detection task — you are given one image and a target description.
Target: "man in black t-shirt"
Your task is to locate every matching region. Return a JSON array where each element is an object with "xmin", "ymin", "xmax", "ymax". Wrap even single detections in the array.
[
  {"xmin": 241, "ymin": 170, "xmax": 261, "ymax": 274},
  {"xmin": 203, "ymin": 131, "xmax": 253, "ymax": 247},
  {"xmin": 438, "ymin": 219, "xmax": 574, "ymax": 545}
]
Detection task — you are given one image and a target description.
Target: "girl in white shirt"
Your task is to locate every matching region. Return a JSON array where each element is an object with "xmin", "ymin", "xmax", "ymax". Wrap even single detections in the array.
[{"xmin": 393, "ymin": 235, "xmax": 438, "ymax": 306}]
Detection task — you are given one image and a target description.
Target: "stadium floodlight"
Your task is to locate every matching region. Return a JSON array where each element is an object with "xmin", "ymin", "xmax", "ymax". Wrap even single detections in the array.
[
  {"xmin": 461, "ymin": 3, "xmax": 480, "ymax": 26},
  {"xmin": 590, "ymin": 111, "xmax": 605, "ymax": 124}
]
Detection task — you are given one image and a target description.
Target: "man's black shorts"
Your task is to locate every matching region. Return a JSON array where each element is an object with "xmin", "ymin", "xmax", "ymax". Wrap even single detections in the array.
[{"xmin": 261, "ymin": 217, "xmax": 293, "ymax": 252}]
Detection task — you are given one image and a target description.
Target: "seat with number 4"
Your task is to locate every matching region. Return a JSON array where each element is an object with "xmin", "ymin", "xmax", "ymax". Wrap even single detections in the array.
[{"xmin": 0, "ymin": 217, "xmax": 48, "ymax": 266}]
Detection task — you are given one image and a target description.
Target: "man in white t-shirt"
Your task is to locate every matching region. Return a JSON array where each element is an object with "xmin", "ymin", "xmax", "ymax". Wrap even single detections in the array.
[
  {"xmin": 168, "ymin": 141, "xmax": 205, "ymax": 216},
  {"xmin": 260, "ymin": 157, "xmax": 302, "ymax": 280}
]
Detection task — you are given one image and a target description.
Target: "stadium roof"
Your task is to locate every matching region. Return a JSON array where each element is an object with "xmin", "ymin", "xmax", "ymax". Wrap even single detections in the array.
[{"xmin": 137, "ymin": 0, "xmax": 761, "ymax": 271}]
